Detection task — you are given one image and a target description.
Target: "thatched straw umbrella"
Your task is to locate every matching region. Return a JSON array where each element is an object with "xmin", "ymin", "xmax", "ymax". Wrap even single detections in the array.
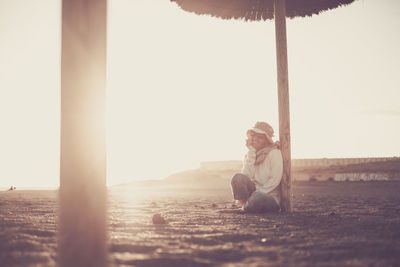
[
  {"xmin": 169, "ymin": 0, "xmax": 356, "ymax": 212},
  {"xmin": 170, "ymin": 0, "xmax": 355, "ymax": 20}
]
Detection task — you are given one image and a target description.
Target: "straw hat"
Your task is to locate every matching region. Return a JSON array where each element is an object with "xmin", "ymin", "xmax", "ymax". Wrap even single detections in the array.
[{"xmin": 247, "ymin": 121, "xmax": 274, "ymax": 144}]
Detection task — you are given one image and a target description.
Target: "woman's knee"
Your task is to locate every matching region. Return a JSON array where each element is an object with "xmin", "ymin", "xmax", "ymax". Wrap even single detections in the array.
[
  {"xmin": 231, "ymin": 173, "xmax": 248, "ymax": 185},
  {"xmin": 231, "ymin": 173, "xmax": 252, "ymax": 200}
]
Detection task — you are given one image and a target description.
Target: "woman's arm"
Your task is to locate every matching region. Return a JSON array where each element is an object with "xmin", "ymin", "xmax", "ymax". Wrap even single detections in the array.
[
  {"xmin": 259, "ymin": 149, "xmax": 283, "ymax": 194},
  {"xmin": 241, "ymin": 147, "xmax": 256, "ymax": 179}
]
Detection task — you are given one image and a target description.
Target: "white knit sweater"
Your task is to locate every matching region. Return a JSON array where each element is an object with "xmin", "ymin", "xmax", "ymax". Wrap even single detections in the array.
[{"xmin": 241, "ymin": 147, "xmax": 283, "ymax": 201}]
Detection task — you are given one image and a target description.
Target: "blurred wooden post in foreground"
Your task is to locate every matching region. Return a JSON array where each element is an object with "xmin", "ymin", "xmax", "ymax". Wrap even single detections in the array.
[
  {"xmin": 274, "ymin": 0, "xmax": 292, "ymax": 212},
  {"xmin": 59, "ymin": 0, "xmax": 108, "ymax": 266}
]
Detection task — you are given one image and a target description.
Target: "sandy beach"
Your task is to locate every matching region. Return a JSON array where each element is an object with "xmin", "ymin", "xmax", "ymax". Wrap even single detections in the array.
[{"xmin": 1, "ymin": 181, "xmax": 400, "ymax": 267}]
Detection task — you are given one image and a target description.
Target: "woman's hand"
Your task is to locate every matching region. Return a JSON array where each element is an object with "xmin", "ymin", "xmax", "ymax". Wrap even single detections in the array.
[
  {"xmin": 246, "ymin": 138, "xmax": 254, "ymax": 149},
  {"xmin": 246, "ymin": 130, "xmax": 256, "ymax": 150}
]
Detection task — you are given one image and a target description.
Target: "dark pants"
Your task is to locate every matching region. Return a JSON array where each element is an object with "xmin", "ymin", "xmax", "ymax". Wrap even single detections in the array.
[{"xmin": 231, "ymin": 173, "xmax": 280, "ymax": 213}]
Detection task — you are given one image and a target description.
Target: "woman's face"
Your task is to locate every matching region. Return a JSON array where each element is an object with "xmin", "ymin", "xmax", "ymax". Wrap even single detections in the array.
[{"xmin": 250, "ymin": 132, "xmax": 269, "ymax": 151}]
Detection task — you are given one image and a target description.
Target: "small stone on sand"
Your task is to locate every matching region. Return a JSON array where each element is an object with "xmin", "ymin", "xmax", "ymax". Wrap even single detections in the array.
[{"xmin": 152, "ymin": 213, "xmax": 167, "ymax": 224}]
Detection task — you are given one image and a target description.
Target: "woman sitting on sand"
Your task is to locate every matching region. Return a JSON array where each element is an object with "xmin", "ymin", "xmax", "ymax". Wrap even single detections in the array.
[{"xmin": 231, "ymin": 122, "xmax": 283, "ymax": 213}]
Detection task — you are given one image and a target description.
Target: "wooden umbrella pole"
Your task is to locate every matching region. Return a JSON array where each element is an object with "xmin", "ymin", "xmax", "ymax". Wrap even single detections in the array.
[
  {"xmin": 59, "ymin": 0, "xmax": 108, "ymax": 266},
  {"xmin": 274, "ymin": 0, "xmax": 292, "ymax": 212}
]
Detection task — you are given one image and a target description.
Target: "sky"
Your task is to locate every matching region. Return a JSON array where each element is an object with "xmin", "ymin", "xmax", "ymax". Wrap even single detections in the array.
[{"xmin": 0, "ymin": 0, "xmax": 399, "ymax": 188}]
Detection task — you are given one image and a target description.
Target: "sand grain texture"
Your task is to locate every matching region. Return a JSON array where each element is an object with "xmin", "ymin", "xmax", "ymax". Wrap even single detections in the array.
[{"xmin": 1, "ymin": 181, "xmax": 400, "ymax": 266}]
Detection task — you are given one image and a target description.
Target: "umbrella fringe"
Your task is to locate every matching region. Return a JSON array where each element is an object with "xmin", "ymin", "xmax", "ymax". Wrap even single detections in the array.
[{"xmin": 170, "ymin": 0, "xmax": 356, "ymax": 21}]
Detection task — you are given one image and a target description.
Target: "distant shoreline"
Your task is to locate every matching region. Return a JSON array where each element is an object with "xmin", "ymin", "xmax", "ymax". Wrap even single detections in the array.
[{"xmin": 3, "ymin": 156, "xmax": 400, "ymax": 189}]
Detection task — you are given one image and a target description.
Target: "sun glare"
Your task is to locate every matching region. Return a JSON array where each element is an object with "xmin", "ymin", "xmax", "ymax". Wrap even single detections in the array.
[{"xmin": 0, "ymin": 0, "xmax": 399, "ymax": 188}]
